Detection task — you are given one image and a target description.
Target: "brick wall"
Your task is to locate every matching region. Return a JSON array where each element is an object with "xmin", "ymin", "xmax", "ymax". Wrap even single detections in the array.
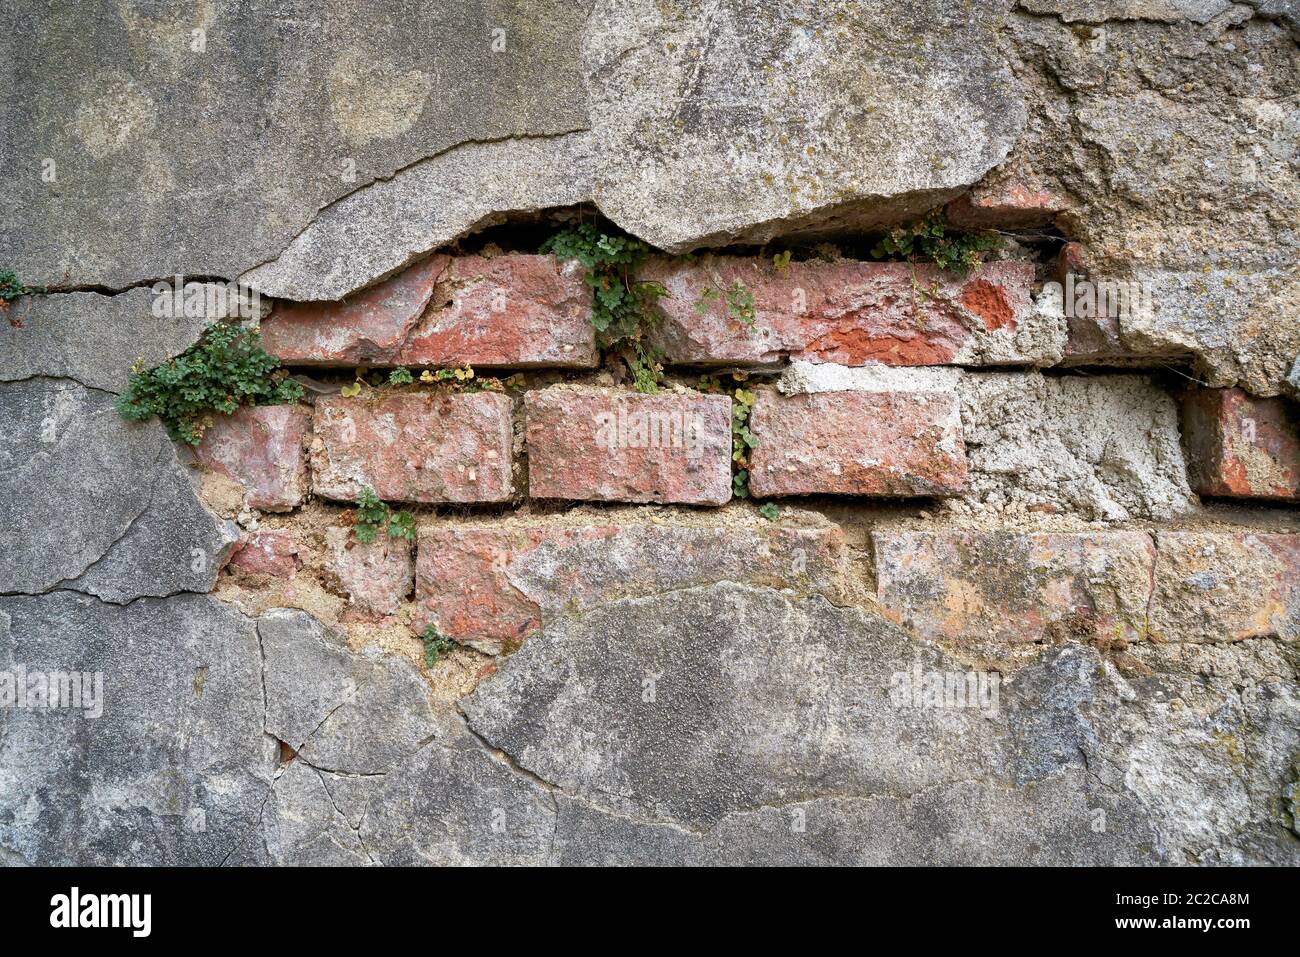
[{"xmin": 200, "ymin": 250, "xmax": 1300, "ymax": 658}]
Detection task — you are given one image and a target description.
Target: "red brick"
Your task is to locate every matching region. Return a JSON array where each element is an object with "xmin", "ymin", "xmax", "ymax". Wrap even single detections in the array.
[
  {"xmin": 395, "ymin": 254, "xmax": 596, "ymax": 368},
  {"xmin": 639, "ymin": 258, "xmax": 1036, "ymax": 367},
  {"xmin": 415, "ymin": 520, "xmax": 848, "ymax": 654},
  {"xmin": 1149, "ymin": 531, "xmax": 1300, "ymax": 642},
  {"xmin": 325, "ymin": 527, "xmax": 413, "ymax": 620},
  {"xmin": 260, "ymin": 254, "xmax": 596, "ymax": 369},
  {"xmin": 1181, "ymin": 388, "xmax": 1300, "ymax": 501},
  {"xmin": 524, "ymin": 385, "xmax": 731, "ymax": 505},
  {"xmin": 873, "ymin": 530, "xmax": 1156, "ymax": 645},
  {"xmin": 261, "ymin": 256, "xmax": 448, "ymax": 364},
  {"xmin": 194, "ymin": 404, "xmax": 311, "ymax": 511},
  {"xmin": 747, "ymin": 390, "xmax": 967, "ymax": 498},
  {"xmin": 226, "ymin": 529, "xmax": 302, "ymax": 577},
  {"xmin": 944, "ymin": 181, "xmax": 1070, "ymax": 229},
  {"xmin": 311, "ymin": 392, "xmax": 513, "ymax": 503}
]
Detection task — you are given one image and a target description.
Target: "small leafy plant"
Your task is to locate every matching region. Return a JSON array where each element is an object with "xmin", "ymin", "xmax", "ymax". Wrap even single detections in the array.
[
  {"xmin": 421, "ymin": 625, "xmax": 454, "ymax": 668},
  {"xmin": 541, "ymin": 223, "xmax": 667, "ymax": 393},
  {"xmin": 758, "ymin": 502, "xmax": 780, "ymax": 521},
  {"xmin": 115, "ymin": 322, "xmax": 303, "ymax": 444},
  {"xmin": 352, "ymin": 487, "xmax": 416, "ymax": 544},
  {"xmin": 694, "ymin": 278, "xmax": 756, "ymax": 328},
  {"xmin": 701, "ymin": 374, "xmax": 760, "ymax": 499},
  {"xmin": 388, "ymin": 366, "xmax": 413, "ymax": 385},
  {"xmin": 0, "ymin": 270, "xmax": 42, "ymax": 303},
  {"xmin": 869, "ymin": 211, "xmax": 998, "ymax": 274}
]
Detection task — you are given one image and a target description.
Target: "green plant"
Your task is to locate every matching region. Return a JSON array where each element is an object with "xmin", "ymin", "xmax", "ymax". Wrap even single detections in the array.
[
  {"xmin": 541, "ymin": 223, "xmax": 667, "ymax": 393},
  {"xmin": 701, "ymin": 374, "xmax": 760, "ymax": 500},
  {"xmin": 869, "ymin": 211, "xmax": 998, "ymax": 274},
  {"xmin": 0, "ymin": 270, "xmax": 42, "ymax": 303},
  {"xmin": 421, "ymin": 625, "xmax": 454, "ymax": 668},
  {"xmin": 388, "ymin": 366, "xmax": 413, "ymax": 385},
  {"xmin": 352, "ymin": 487, "xmax": 416, "ymax": 544},
  {"xmin": 695, "ymin": 278, "xmax": 756, "ymax": 328},
  {"xmin": 115, "ymin": 322, "xmax": 303, "ymax": 444},
  {"xmin": 758, "ymin": 502, "xmax": 780, "ymax": 521}
]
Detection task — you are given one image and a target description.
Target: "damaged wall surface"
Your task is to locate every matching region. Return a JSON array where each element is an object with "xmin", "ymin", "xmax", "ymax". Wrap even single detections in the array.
[{"xmin": 1, "ymin": 0, "xmax": 1299, "ymax": 867}]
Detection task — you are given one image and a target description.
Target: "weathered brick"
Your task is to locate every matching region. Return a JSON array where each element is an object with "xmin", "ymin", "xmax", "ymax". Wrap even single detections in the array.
[
  {"xmin": 194, "ymin": 404, "xmax": 311, "ymax": 511},
  {"xmin": 226, "ymin": 529, "xmax": 302, "ymax": 578},
  {"xmin": 640, "ymin": 257, "xmax": 1037, "ymax": 367},
  {"xmin": 1148, "ymin": 531, "xmax": 1300, "ymax": 643},
  {"xmin": 1181, "ymin": 387, "xmax": 1300, "ymax": 501},
  {"xmin": 747, "ymin": 390, "xmax": 967, "ymax": 498},
  {"xmin": 524, "ymin": 385, "xmax": 731, "ymax": 505},
  {"xmin": 873, "ymin": 530, "xmax": 1156, "ymax": 645},
  {"xmin": 416, "ymin": 519, "xmax": 848, "ymax": 653},
  {"xmin": 260, "ymin": 253, "xmax": 597, "ymax": 368},
  {"xmin": 312, "ymin": 392, "xmax": 513, "ymax": 503},
  {"xmin": 325, "ymin": 527, "xmax": 413, "ymax": 620},
  {"xmin": 261, "ymin": 255, "xmax": 447, "ymax": 365},
  {"xmin": 945, "ymin": 181, "xmax": 1070, "ymax": 229},
  {"xmin": 396, "ymin": 254, "xmax": 597, "ymax": 368}
]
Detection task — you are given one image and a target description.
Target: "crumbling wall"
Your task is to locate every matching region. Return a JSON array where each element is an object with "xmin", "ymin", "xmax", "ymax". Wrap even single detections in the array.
[{"xmin": 1, "ymin": 0, "xmax": 1298, "ymax": 866}]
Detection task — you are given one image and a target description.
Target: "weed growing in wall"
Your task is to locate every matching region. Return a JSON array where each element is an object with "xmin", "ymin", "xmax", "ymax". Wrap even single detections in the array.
[
  {"xmin": 115, "ymin": 322, "xmax": 304, "ymax": 444},
  {"xmin": 541, "ymin": 223, "xmax": 668, "ymax": 393},
  {"xmin": 0, "ymin": 270, "xmax": 43, "ymax": 302},
  {"xmin": 421, "ymin": 625, "xmax": 454, "ymax": 668},
  {"xmin": 700, "ymin": 373, "xmax": 762, "ymax": 500},
  {"xmin": 351, "ymin": 487, "xmax": 416, "ymax": 544},
  {"xmin": 869, "ymin": 211, "xmax": 998, "ymax": 274}
]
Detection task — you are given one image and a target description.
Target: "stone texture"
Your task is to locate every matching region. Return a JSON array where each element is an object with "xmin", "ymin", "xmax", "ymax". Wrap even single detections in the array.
[
  {"xmin": 1181, "ymin": 387, "xmax": 1300, "ymax": 501},
  {"xmin": 463, "ymin": 581, "xmax": 1300, "ymax": 863},
  {"xmin": 261, "ymin": 253, "xmax": 597, "ymax": 369},
  {"xmin": 226, "ymin": 530, "xmax": 302, "ymax": 579},
  {"xmin": 414, "ymin": 515, "xmax": 849, "ymax": 653},
  {"xmin": 957, "ymin": 371, "xmax": 1196, "ymax": 520},
  {"xmin": 524, "ymin": 386, "xmax": 732, "ymax": 505},
  {"xmin": 747, "ymin": 389, "xmax": 968, "ymax": 498},
  {"xmin": 241, "ymin": 0, "xmax": 1026, "ymax": 300},
  {"xmin": 0, "ymin": 592, "xmax": 275, "ymax": 865},
  {"xmin": 1148, "ymin": 532, "xmax": 1300, "ymax": 643},
  {"xmin": 312, "ymin": 392, "xmax": 514, "ymax": 503},
  {"xmin": 2, "ymin": 0, "xmax": 591, "ymax": 292},
  {"xmin": 643, "ymin": 258, "xmax": 1047, "ymax": 367},
  {"xmin": 325, "ymin": 527, "xmax": 414, "ymax": 620},
  {"xmin": 873, "ymin": 530, "xmax": 1157, "ymax": 646},
  {"xmin": 257, "ymin": 609, "xmax": 439, "ymax": 775},
  {"xmin": 194, "ymin": 404, "xmax": 311, "ymax": 512},
  {"xmin": 0, "ymin": 289, "xmax": 212, "ymax": 393},
  {"xmin": 0, "ymin": 379, "xmax": 236, "ymax": 601}
]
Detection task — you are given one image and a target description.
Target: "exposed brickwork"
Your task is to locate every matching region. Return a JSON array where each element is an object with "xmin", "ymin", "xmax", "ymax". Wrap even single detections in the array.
[
  {"xmin": 641, "ymin": 257, "xmax": 1037, "ymax": 367},
  {"xmin": 312, "ymin": 392, "xmax": 514, "ymax": 503},
  {"xmin": 194, "ymin": 404, "xmax": 311, "ymax": 511},
  {"xmin": 261, "ymin": 254, "xmax": 596, "ymax": 368},
  {"xmin": 1149, "ymin": 531, "xmax": 1300, "ymax": 643},
  {"xmin": 524, "ymin": 385, "xmax": 732, "ymax": 505},
  {"xmin": 325, "ymin": 527, "xmax": 413, "ymax": 620},
  {"xmin": 945, "ymin": 182, "xmax": 1070, "ymax": 229},
  {"xmin": 747, "ymin": 390, "xmax": 967, "ymax": 498},
  {"xmin": 226, "ymin": 529, "xmax": 302, "ymax": 578},
  {"xmin": 1181, "ymin": 387, "xmax": 1300, "ymax": 501},
  {"xmin": 873, "ymin": 530, "xmax": 1156, "ymax": 646},
  {"xmin": 261, "ymin": 256, "xmax": 447, "ymax": 365},
  {"xmin": 416, "ymin": 519, "xmax": 848, "ymax": 654}
]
